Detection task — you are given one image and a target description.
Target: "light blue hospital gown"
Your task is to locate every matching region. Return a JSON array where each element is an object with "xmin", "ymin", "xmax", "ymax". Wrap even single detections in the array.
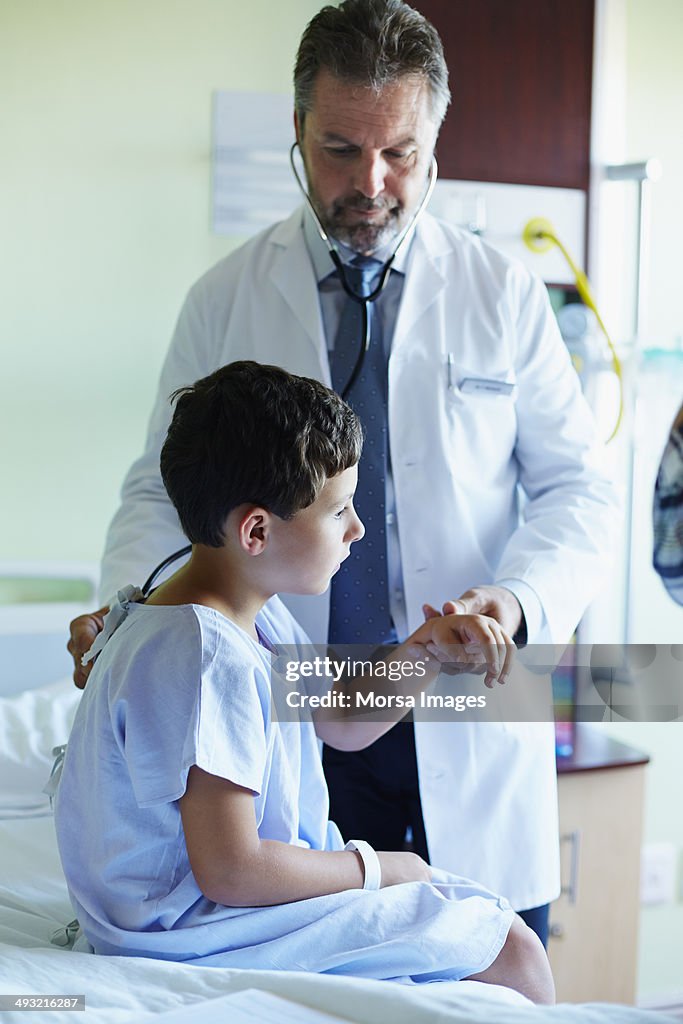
[{"xmin": 55, "ymin": 594, "xmax": 514, "ymax": 982}]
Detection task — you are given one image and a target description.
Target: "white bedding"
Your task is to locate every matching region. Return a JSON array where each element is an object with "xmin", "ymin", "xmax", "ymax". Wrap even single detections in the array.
[
  {"xmin": 0, "ymin": 817, "xmax": 673, "ymax": 1024},
  {"xmin": 0, "ymin": 669, "xmax": 674, "ymax": 1022},
  {"xmin": 0, "ymin": 678, "xmax": 80, "ymax": 818}
]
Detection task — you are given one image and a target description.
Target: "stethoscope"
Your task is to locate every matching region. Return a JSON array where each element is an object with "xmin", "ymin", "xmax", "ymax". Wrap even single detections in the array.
[
  {"xmin": 289, "ymin": 142, "xmax": 438, "ymax": 397},
  {"xmin": 140, "ymin": 545, "xmax": 192, "ymax": 597},
  {"xmin": 139, "ymin": 147, "xmax": 438, "ymax": 592}
]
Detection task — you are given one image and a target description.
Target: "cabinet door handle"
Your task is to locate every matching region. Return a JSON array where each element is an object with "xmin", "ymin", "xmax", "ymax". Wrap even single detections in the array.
[{"xmin": 560, "ymin": 829, "xmax": 581, "ymax": 904}]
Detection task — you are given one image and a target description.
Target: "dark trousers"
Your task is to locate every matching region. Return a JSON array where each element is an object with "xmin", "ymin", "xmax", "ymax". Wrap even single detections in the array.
[
  {"xmin": 323, "ymin": 721, "xmax": 550, "ymax": 948},
  {"xmin": 517, "ymin": 904, "xmax": 550, "ymax": 948}
]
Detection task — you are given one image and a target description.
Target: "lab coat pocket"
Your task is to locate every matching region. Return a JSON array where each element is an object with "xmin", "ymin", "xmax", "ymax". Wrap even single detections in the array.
[{"xmin": 444, "ymin": 362, "xmax": 518, "ymax": 463}]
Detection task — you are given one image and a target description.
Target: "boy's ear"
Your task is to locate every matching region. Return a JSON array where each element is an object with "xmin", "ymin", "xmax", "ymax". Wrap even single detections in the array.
[{"xmin": 238, "ymin": 507, "xmax": 270, "ymax": 556}]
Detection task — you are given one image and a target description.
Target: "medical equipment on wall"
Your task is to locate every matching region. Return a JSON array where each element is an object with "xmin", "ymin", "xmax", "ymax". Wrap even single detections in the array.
[
  {"xmin": 289, "ymin": 143, "xmax": 438, "ymax": 397},
  {"xmin": 555, "ymin": 303, "xmax": 601, "ymax": 382},
  {"xmin": 523, "ymin": 217, "xmax": 624, "ymax": 443}
]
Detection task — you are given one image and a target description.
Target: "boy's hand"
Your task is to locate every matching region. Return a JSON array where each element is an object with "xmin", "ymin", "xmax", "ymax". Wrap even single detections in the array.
[
  {"xmin": 377, "ymin": 851, "xmax": 432, "ymax": 887},
  {"xmin": 410, "ymin": 605, "xmax": 515, "ymax": 687}
]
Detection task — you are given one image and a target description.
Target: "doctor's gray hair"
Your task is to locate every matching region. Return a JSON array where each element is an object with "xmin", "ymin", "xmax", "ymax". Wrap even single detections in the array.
[
  {"xmin": 294, "ymin": 0, "xmax": 450, "ymax": 130},
  {"xmin": 161, "ymin": 361, "xmax": 363, "ymax": 547}
]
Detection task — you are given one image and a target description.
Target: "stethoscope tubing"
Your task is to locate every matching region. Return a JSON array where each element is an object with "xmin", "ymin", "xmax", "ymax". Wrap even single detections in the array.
[
  {"xmin": 289, "ymin": 143, "xmax": 437, "ymax": 396},
  {"xmin": 320, "ymin": 240, "xmax": 396, "ymax": 396},
  {"xmin": 321, "ymin": 243, "xmax": 394, "ymax": 396},
  {"xmin": 141, "ymin": 544, "xmax": 191, "ymax": 597}
]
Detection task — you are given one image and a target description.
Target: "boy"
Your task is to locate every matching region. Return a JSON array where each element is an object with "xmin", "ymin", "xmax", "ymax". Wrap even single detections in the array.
[{"xmin": 55, "ymin": 361, "xmax": 553, "ymax": 1002}]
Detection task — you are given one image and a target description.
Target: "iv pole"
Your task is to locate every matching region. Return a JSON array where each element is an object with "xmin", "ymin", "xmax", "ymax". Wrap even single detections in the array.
[{"xmin": 604, "ymin": 158, "xmax": 662, "ymax": 644}]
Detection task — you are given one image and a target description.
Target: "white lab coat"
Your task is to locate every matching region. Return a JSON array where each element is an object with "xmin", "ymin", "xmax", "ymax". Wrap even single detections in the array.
[{"xmin": 101, "ymin": 207, "xmax": 617, "ymax": 908}]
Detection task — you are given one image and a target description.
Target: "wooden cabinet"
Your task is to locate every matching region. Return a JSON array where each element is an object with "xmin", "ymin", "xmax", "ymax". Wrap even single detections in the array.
[
  {"xmin": 417, "ymin": 0, "xmax": 595, "ymax": 190},
  {"xmin": 549, "ymin": 726, "xmax": 649, "ymax": 1003}
]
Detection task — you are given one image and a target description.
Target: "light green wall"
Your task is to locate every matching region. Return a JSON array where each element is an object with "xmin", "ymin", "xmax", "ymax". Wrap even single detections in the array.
[
  {"xmin": 1, "ymin": 0, "xmax": 321, "ymax": 566},
  {"xmin": 624, "ymin": 0, "xmax": 683, "ymax": 352}
]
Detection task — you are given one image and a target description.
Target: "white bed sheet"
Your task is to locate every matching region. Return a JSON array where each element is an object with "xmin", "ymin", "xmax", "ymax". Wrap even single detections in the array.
[
  {"xmin": 0, "ymin": 678, "xmax": 81, "ymax": 818},
  {"xmin": 0, "ymin": 817, "xmax": 673, "ymax": 1024}
]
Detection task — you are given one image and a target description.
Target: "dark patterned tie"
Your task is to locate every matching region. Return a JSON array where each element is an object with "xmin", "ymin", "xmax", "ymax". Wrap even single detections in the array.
[{"xmin": 328, "ymin": 256, "xmax": 394, "ymax": 645}]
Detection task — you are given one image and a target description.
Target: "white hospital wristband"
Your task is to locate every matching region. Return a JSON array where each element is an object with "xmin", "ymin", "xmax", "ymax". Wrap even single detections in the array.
[{"xmin": 344, "ymin": 839, "xmax": 382, "ymax": 891}]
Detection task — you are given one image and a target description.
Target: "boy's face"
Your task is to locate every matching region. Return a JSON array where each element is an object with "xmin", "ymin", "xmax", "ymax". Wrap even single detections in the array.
[{"xmin": 267, "ymin": 465, "xmax": 364, "ymax": 595}]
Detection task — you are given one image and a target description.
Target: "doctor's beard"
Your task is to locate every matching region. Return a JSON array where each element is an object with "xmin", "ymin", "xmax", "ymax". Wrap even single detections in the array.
[{"xmin": 313, "ymin": 193, "xmax": 408, "ymax": 255}]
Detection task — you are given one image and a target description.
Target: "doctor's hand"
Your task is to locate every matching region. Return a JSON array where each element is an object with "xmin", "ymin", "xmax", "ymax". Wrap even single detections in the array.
[
  {"xmin": 377, "ymin": 851, "xmax": 432, "ymax": 887},
  {"xmin": 416, "ymin": 602, "xmax": 515, "ymax": 686},
  {"xmin": 67, "ymin": 607, "xmax": 108, "ymax": 689},
  {"xmin": 449, "ymin": 585, "xmax": 524, "ymax": 640}
]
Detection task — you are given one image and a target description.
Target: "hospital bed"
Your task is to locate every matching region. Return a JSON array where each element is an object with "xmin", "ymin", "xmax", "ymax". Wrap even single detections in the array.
[{"xmin": 0, "ymin": 566, "xmax": 673, "ymax": 1024}]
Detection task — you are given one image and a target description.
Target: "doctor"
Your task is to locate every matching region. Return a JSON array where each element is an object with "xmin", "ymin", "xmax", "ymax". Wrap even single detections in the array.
[{"xmin": 69, "ymin": 0, "xmax": 617, "ymax": 945}]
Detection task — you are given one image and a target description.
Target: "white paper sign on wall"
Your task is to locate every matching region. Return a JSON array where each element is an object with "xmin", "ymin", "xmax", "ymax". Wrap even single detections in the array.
[{"xmin": 212, "ymin": 91, "xmax": 299, "ymax": 237}]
